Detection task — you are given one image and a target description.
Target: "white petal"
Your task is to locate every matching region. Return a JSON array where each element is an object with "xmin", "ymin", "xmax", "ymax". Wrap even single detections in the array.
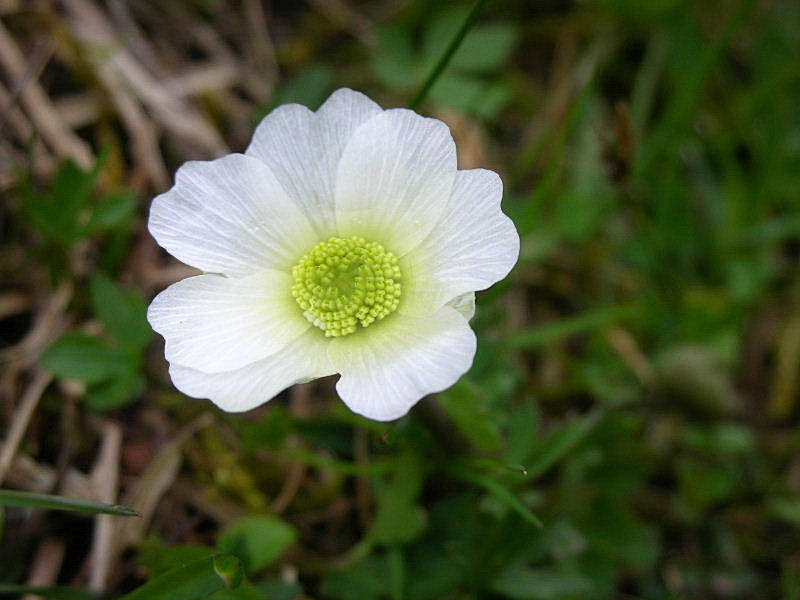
[
  {"xmin": 169, "ymin": 329, "xmax": 333, "ymax": 412},
  {"xmin": 400, "ymin": 169, "xmax": 519, "ymax": 316},
  {"xmin": 148, "ymin": 154, "xmax": 317, "ymax": 278},
  {"xmin": 246, "ymin": 88, "xmax": 383, "ymax": 237},
  {"xmin": 148, "ymin": 271, "xmax": 309, "ymax": 373},
  {"xmin": 328, "ymin": 307, "xmax": 476, "ymax": 421},
  {"xmin": 334, "ymin": 109, "xmax": 457, "ymax": 257},
  {"xmin": 448, "ymin": 292, "xmax": 476, "ymax": 321}
]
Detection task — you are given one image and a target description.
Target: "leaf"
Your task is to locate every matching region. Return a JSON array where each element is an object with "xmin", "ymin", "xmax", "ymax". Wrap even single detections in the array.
[
  {"xmin": 84, "ymin": 190, "xmax": 138, "ymax": 234},
  {"xmin": 0, "ymin": 489, "xmax": 140, "ymax": 517},
  {"xmin": 452, "ymin": 23, "xmax": 519, "ymax": 71},
  {"xmin": 85, "ymin": 371, "xmax": 145, "ymax": 411},
  {"xmin": 438, "ymin": 380, "xmax": 502, "ymax": 453},
  {"xmin": 218, "ymin": 515, "xmax": 297, "ymax": 574},
  {"xmin": 255, "ymin": 578, "xmax": 303, "ymax": 600},
  {"xmin": 452, "ymin": 468, "xmax": 542, "ymax": 528},
  {"xmin": 139, "ymin": 539, "xmax": 217, "ymax": 577},
  {"xmin": 90, "ymin": 274, "xmax": 151, "ymax": 352},
  {"xmin": 42, "ymin": 333, "xmax": 131, "ymax": 384},
  {"xmin": 120, "ymin": 555, "xmax": 243, "ymax": 600},
  {"xmin": 370, "ymin": 451, "xmax": 427, "ymax": 544},
  {"xmin": 0, "ymin": 584, "xmax": 93, "ymax": 600},
  {"xmin": 22, "ymin": 151, "xmax": 109, "ymax": 245},
  {"xmin": 491, "ymin": 565, "xmax": 593, "ymax": 600},
  {"xmin": 525, "ymin": 411, "xmax": 602, "ymax": 480},
  {"xmin": 320, "ymin": 555, "xmax": 391, "ymax": 600},
  {"xmin": 209, "ymin": 581, "xmax": 271, "ymax": 600}
]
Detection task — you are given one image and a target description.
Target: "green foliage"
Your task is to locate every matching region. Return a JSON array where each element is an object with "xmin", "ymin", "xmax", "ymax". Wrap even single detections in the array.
[
  {"xmin": 42, "ymin": 274, "xmax": 151, "ymax": 410},
  {"xmin": 119, "ymin": 555, "xmax": 244, "ymax": 600},
  {"xmin": 0, "ymin": 584, "xmax": 92, "ymax": 600},
  {"xmin": 218, "ymin": 516, "xmax": 297, "ymax": 574},
  {"xmin": 7, "ymin": 0, "xmax": 800, "ymax": 598},
  {"xmin": 22, "ymin": 151, "xmax": 136, "ymax": 248},
  {"xmin": 373, "ymin": 3, "xmax": 518, "ymax": 117}
]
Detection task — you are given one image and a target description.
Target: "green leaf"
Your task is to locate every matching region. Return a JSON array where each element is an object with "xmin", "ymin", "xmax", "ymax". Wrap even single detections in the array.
[
  {"xmin": 255, "ymin": 578, "xmax": 303, "ymax": 600},
  {"xmin": 90, "ymin": 274, "xmax": 151, "ymax": 352},
  {"xmin": 452, "ymin": 468, "xmax": 542, "ymax": 528},
  {"xmin": 767, "ymin": 497, "xmax": 800, "ymax": 529},
  {"xmin": 210, "ymin": 580, "xmax": 274, "ymax": 599},
  {"xmin": 438, "ymin": 380, "xmax": 502, "ymax": 453},
  {"xmin": 370, "ymin": 451, "xmax": 427, "ymax": 544},
  {"xmin": 525, "ymin": 411, "xmax": 602, "ymax": 480},
  {"xmin": 139, "ymin": 540, "xmax": 218, "ymax": 577},
  {"xmin": 320, "ymin": 555, "xmax": 391, "ymax": 600},
  {"xmin": 218, "ymin": 515, "xmax": 297, "ymax": 574},
  {"xmin": 42, "ymin": 333, "xmax": 131, "ymax": 384},
  {"xmin": 84, "ymin": 190, "xmax": 138, "ymax": 234},
  {"xmin": 270, "ymin": 64, "xmax": 333, "ymax": 111},
  {"xmin": 22, "ymin": 151, "xmax": 109, "ymax": 245},
  {"xmin": 425, "ymin": 10, "xmax": 517, "ymax": 73},
  {"xmin": 85, "ymin": 371, "xmax": 145, "ymax": 411},
  {"xmin": 491, "ymin": 565, "xmax": 593, "ymax": 600},
  {"xmin": 0, "ymin": 584, "xmax": 92, "ymax": 600},
  {"xmin": 120, "ymin": 555, "xmax": 243, "ymax": 600},
  {"xmin": 452, "ymin": 23, "xmax": 518, "ymax": 71},
  {"xmin": 0, "ymin": 489, "xmax": 140, "ymax": 516}
]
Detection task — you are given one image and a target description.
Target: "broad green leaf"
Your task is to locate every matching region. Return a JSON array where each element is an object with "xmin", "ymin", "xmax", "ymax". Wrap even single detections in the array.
[
  {"xmin": 120, "ymin": 555, "xmax": 243, "ymax": 600},
  {"xmin": 374, "ymin": 24, "xmax": 417, "ymax": 90},
  {"xmin": 767, "ymin": 497, "xmax": 800, "ymax": 529},
  {"xmin": 139, "ymin": 539, "xmax": 217, "ymax": 577},
  {"xmin": 85, "ymin": 371, "xmax": 145, "ymax": 411},
  {"xmin": 320, "ymin": 555, "xmax": 390, "ymax": 600},
  {"xmin": 255, "ymin": 578, "xmax": 303, "ymax": 600},
  {"xmin": 218, "ymin": 515, "xmax": 297, "ymax": 574},
  {"xmin": 0, "ymin": 584, "xmax": 92, "ymax": 600},
  {"xmin": 451, "ymin": 23, "xmax": 518, "ymax": 71},
  {"xmin": 22, "ymin": 151, "xmax": 109, "ymax": 245},
  {"xmin": 269, "ymin": 64, "xmax": 333, "ymax": 111},
  {"xmin": 42, "ymin": 333, "xmax": 131, "ymax": 384},
  {"xmin": 0, "ymin": 489, "xmax": 139, "ymax": 516},
  {"xmin": 90, "ymin": 274, "xmax": 151, "ymax": 352},
  {"xmin": 84, "ymin": 190, "xmax": 138, "ymax": 234},
  {"xmin": 491, "ymin": 565, "xmax": 593, "ymax": 600},
  {"xmin": 438, "ymin": 381, "xmax": 502, "ymax": 453},
  {"xmin": 370, "ymin": 451, "xmax": 427, "ymax": 544},
  {"xmin": 209, "ymin": 581, "xmax": 270, "ymax": 600}
]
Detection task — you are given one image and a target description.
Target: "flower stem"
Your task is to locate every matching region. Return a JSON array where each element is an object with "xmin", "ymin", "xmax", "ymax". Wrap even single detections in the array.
[{"xmin": 408, "ymin": 0, "xmax": 489, "ymax": 110}]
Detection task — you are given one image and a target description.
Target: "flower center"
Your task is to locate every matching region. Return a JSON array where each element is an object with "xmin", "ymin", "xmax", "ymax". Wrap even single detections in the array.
[{"xmin": 291, "ymin": 236, "xmax": 402, "ymax": 337}]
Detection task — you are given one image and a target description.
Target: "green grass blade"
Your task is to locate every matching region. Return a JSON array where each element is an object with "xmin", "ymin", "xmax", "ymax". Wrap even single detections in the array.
[
  {"xmin": 507, "ymin": 304, "xmax": 639, "ymax": 350},
  {"xmin": 452, "ymin": 468, "xmax": 542, "ymax": 528},
  {"xmin": 524, "ymin": 410, "xmax": 603, "ymax": 480},
  {"xmin": 0, "ymin": 489, "xmax": 140, "ymax": 517},
  {"xmin": 119, "ymin": 554, "xmax": 244, "ymax": 600},
  {"xmin": 409, "ymin": 0, "xmax": 488, "ymax": 110}
]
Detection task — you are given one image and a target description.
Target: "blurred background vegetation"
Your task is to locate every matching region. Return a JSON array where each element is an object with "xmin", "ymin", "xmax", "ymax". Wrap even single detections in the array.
[{"xmin": 1, "ymin": 0, "xmax": 800, "ymax": 598}]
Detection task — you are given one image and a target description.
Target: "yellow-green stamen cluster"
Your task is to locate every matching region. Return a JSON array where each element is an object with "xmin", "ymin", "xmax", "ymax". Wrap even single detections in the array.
[{"xmin": 291, "ymin": 236, "xmax": 402, "ymax": 337}]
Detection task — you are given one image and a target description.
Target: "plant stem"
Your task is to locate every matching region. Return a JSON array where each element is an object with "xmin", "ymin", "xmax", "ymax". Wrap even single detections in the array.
[{"xmin": 408, "ymin": 0, "xmax": 488, "ymax": 110}]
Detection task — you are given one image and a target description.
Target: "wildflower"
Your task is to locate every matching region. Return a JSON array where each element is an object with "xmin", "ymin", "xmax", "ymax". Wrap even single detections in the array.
[{"xmin": 147, "ymin": 88, "xmax": 519, "ymax": 421}]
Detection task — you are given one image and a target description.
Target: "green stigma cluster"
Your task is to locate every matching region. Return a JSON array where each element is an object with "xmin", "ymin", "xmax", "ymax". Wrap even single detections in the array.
[{"xmin": 291, "ymin": 236, "xmax": 402, "ymax": 337}]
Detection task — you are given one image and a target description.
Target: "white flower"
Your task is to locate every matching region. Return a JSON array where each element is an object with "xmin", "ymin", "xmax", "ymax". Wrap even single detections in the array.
[{"xmin": 147, "ymin": 88, "xmax": 519, "ymax": 421}]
